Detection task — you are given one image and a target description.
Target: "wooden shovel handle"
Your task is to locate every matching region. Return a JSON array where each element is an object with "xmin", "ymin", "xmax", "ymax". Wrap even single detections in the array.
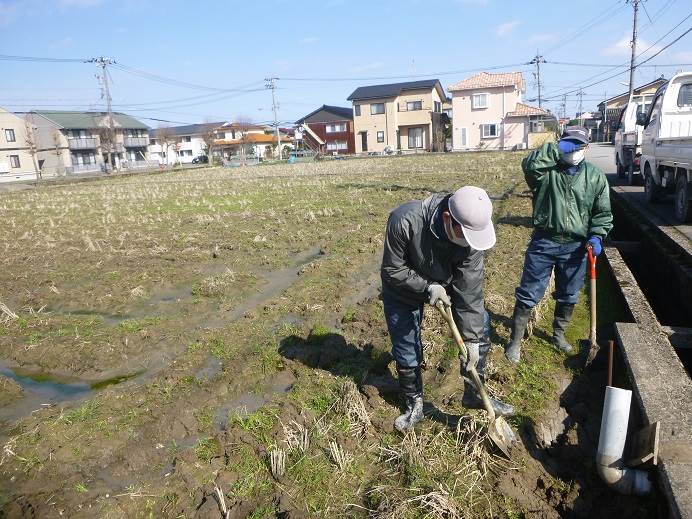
[{"xmin": 434, "ymin": 301, "xmax": 497, "ymax": 422}]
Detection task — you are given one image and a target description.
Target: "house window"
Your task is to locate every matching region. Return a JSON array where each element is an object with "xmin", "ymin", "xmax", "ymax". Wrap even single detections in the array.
[
  {"xmin": 480, "ymin": 123, "xmax": 498, "ymax": 138},
  {"xmin": 406, "ymin": 101, "xmax": 422, "ymax": 111},
  {"xmin": 326, "ymin": 123, "xmax": 347, "ymax": 133},
  {"xmin": 434, "ymin": 101, "xmax": 441, "ymax": 113},
  {"xmin": 326, "ymin": 140, "xmax": 347, "ymax": 151},
  {"xmin": 10, "ymin": 155, "xmax": 20, "ymax": 168},
  {"xmin": 530, "ymin": 120, "xmax": 545, "ymax": 133},
  {"xmin": 149, "ymin": 139, "xmax": 156, "ymax": 145},
  {"xmin": 472, "ymin": 93, "xmax": 489, "ymax": 109},
  {"xmin": 377, "ymin": 131, "xmax": 384, "ymax": 143},
  {"xmin": 408, "ymin": 127, "xmax": 423, "ymax": 148},
  {"xmin": 183, "ymin": 136, "xmax": 191, "ymax": 142},
  {"xmin": 5, "ymin": 129, "xmax": 16, "ymax": 142},
  {"xmin": 371, "ymin": 103, "xmax": 385, "ymax": 115},
  {"xmin": 354, "ymin": 105, "xmax": 361, "ymax": 116}
]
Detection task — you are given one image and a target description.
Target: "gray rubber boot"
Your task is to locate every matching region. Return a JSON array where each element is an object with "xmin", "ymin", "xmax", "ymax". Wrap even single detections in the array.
[
  {"xmin": 394, "ymin": 366, "xmax": 424, "ymax": 432},
  {"xmin": 553, "ymin": 302, "xmax": 575, "ymax": 353},
  {"xmin": 505, "ymin": 302, "xmax": 532, "ymax": 364},
  {"xmin": 461, "ymin": 377, "xmax": 516, "ymax": 417}
]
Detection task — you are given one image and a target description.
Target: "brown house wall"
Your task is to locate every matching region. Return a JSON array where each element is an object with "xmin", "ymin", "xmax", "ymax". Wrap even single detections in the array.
[{"xmin": 305, "ymin": 120, "xmax": 355, "ymax": 155}]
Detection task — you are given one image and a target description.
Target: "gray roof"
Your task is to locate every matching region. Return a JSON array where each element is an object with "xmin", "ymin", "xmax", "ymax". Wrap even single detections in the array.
[
  {"xmin": 347, "ymin": 79, "xmax": 444, "ymax": 101},
  {"xmin": 33, "ymin": 110, "xmax": 150, "ymax": 130},
  {"xmin": 166, "ymin": 122, "xmax": 225, "ymax": 136},
  {"xmin": 295, "ymin": 105, "xmax": 353, "ymax": 124}
]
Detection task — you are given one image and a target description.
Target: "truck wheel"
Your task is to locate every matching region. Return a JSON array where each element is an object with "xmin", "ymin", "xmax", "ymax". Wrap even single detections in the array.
[
  {"xmin": 616, "ymin": 154, "xmax": 625, "ymax": 178},
  {"xmin": 674, "ymin": 174, "xmax": 692, "ymax": 223},
  {"xmin": 644, "ymin": 165, "xmax": 661, "ymax": 203}
]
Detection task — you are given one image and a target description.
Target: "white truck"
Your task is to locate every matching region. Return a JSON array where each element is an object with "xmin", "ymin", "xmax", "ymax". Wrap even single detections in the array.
[
  {"xmin": 637, "ymin": 71, "xmax": 692, "ymax": 223},
  {"xmin": 614, "ymin": 94, "xmax": 653, "ymax": 185}
]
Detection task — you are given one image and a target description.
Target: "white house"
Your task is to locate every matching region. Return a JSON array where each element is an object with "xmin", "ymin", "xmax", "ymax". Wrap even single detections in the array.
[{"xmin": 149, "ymin": 122, "xmax": 223, "ymax": 165}]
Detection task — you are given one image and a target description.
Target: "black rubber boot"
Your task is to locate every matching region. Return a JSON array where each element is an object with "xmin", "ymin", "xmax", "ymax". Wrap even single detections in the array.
[
  {"xmin": 461, "ymin": 376, "xmax": 516, "ymax": 417},
  {"xmin": 553, "ymin": 302, "xmax": 575, "ymax": 353},
  {"xmin": 505, "ymin": 302, "xmax": 532, "ymax": 364},
  {"xmin": 394, "ymin": 366, "xmax": 424, "ymax": 432}
]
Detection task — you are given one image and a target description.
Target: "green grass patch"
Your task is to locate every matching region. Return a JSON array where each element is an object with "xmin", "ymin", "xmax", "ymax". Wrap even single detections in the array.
[
  {"xmin": 194, "ymin": 436, "xmax": 220, "ymax": 463},
  {"xmin": 119, "ymin": 317, "xmax": 161, "ymax": 333}
]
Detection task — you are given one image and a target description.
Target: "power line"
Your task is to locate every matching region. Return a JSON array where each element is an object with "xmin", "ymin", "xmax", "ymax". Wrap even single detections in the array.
[{"xmin": 0, "ymin": 54, "xmax": 90, "ymax": 63}]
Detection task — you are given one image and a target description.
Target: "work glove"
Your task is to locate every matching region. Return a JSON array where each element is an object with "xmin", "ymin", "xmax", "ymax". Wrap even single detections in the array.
[
  {"xmin": 463, "ymin": 341, "xmax": 480, "ymax": 371},
  {"xmin": 557, "ymin": 139, "xmax": 583, "ymax": 154},
  {"xmin": 587, "ymin": 236, "xmax": 602, "ymax": 256},
  {"xmin": 427, "ymin": 283, "xmax": 451, "ymax": 307}
]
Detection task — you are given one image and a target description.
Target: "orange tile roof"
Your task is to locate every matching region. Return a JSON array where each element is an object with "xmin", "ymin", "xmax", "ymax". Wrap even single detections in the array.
[
  {"xmin": 506, "ymin": 102, "xmax": 550, "ymax": 117},
  {"xmin": 216, "ymin": 133, "xmax": 291, "ymax": 145},
  {"xmin": 448, "ymin": 71, "xmax": 525, "ymax": 92}
]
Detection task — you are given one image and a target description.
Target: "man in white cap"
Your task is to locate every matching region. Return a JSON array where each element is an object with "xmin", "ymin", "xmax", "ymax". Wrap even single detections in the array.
[{"xmin": 381, "ymin": 186, "xmax": 515, "ymax": 432}]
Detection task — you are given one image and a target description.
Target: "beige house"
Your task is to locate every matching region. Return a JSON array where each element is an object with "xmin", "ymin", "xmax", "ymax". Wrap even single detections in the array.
[
  {"xmin": 449, "ymin": 72, "xmax": 555, "ymax": 151},
  {"xmin": 0, "ymin": 107, "xmax": 40, "ymax": 182},
  {"xmin": 347, "ymin": 79, "xmax": 448, "ymax": 154}
]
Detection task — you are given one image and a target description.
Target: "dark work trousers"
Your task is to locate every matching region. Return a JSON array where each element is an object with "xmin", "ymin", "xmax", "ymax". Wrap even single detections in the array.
[
  {"xmin": 382, "ymin": 288, "xmax": 490, "ymax": 372},
  {"xmin": 515, "ymin": 233, "xmax": 588, "ymax": 308}
]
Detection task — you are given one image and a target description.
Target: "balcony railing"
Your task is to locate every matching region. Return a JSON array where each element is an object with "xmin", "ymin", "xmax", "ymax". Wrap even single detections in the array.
[
  {"xmin": 68, "ymin": 162, "xmax": 103, "ymax": 174},
  {"xmin": 124, "ymin": 136, "xmax": 149, "ymax": 147},
  {"xmin": 68, "ymin": 137, "xmax": 98, "ymax": 150}
]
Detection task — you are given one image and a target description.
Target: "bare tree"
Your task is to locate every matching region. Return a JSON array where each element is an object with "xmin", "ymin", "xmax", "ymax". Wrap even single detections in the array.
[
  {"xmin": 97, "ymin": 126, "xmax": 115, "ymax": 172},
  {"xmin": 24, "ymin": 118, "xmax": 41, "ymax": 181},
  {"xmin": 201, "ymin": 122, "xmax": 218, "ymax": 165},
  {"xmin": 154, "ymin": 125, "xmax": 176, "ymax": 166},
  {"xmin": 234, "ymin": 116, "xmax": 255, "ymax": 163},
  {"xmin": 52, "ymin": 131, "xmax": 65, "ymax": 175}
]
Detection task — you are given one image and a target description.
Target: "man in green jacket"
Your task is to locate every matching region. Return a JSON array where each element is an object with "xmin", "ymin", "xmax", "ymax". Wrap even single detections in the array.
[{"xmin": 505, "ymin": 126, "xmax": 613, "ymax": 363}]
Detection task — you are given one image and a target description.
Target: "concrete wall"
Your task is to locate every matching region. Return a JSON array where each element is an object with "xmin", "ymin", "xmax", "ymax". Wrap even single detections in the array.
[{"xmin": 451, "ymin": 85, "xmax": 521, "ymax": 150}]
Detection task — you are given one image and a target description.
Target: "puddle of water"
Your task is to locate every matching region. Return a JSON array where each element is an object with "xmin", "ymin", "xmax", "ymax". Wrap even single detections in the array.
[
  {"xmin": 43, "ymin": 308, "xmax": 133, "ymax": 326},
  {"xmin": 0, "ymin": 363, "xmax": 144, "ymax": 423},
  {"xmin": 194, "ymin": 356, "xmax": 223, "ymax": 382},
  {"xmin": 213, "ymin": 372, "xmax": 295, "ymax": 431}
]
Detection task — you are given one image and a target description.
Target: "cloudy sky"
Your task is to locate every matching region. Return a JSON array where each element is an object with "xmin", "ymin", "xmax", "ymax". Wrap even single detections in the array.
[{"xmin": 1, "ymin": 0, "xmax": 690, "ymax": 126}]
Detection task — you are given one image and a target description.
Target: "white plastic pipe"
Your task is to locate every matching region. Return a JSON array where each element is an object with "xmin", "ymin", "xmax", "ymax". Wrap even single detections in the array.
[{"xmin": 596, "ymin": 386, "xmax": 652, "ymax": 495}]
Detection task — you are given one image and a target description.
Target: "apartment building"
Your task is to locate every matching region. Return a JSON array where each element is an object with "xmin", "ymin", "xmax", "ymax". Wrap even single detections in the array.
[
  {"xmin": 0, "ymin": 107, "xmax": 39, "ymax": 181},
  {"xmin": 295, "ymin": 105, "xmax": 355, "ymax": 155},
  {"xmin": 347, "ymin": 79, "xmax": 449, "ymax": 154},
  {"xmin": 27, "ymin": 111, "xmax": 151, "ymax": 173},
  {"xmin": 449, "ymin": 71, "xmax": 555, "ymax": 151}
]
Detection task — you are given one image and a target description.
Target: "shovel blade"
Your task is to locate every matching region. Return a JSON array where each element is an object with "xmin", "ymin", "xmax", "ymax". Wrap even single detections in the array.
[{"xmin": 489, "ymin": 417, "xmax": 515, "ymax": 459}]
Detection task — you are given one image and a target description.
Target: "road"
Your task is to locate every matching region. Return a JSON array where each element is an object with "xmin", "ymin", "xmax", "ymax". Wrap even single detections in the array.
[{"xmin": 586, "ymin": 143, "xmax": 692, "ymax": 250}]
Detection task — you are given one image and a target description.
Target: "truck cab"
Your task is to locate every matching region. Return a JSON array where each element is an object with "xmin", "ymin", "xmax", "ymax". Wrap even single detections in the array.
[
  {"xmin": 638, "ymin": 72, "xmax": 692, "ymax": 223},
  {"xmin": 614, "ymin": 95, "xmax": 653, "ymax": 185}
]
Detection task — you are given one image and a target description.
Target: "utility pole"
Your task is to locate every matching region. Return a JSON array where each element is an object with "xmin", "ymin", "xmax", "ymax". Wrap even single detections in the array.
[
  {"xmin": 627, "ymin": 0, "xmax": 642, "ymax": 100},
  {"xmin": 561, "ymin": 95, "xmax": 567, "ymax": 120},
  {"xmin": 265, "ymin": 77, "xmax": 281, "ymax": 160},
  {"xmin": 529, "ymin": 53, "xmax": 546, "ymax": 108},
  {"xmin": 578, "ymin": 89, "xmax": 584, "ymax": 126},
  {"xmin": 602, "ymin": 90, "xmax": 608, "ymax": 142},
  {"xmin": 89, "ymin": 56, "xmax": 116, "ymax": 172}
]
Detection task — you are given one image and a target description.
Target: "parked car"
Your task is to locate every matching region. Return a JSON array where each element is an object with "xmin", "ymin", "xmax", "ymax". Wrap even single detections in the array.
[
  {"xmin": 192, "ymin": 155, "xmax": 209, "ymax": 164},
  {"xmin": 614, "ymin": 94, "xmax": 653, "ymax": 185},
  {"xmin": 637, "ymin": 71, "xmax": 692, "ymax": 223}
]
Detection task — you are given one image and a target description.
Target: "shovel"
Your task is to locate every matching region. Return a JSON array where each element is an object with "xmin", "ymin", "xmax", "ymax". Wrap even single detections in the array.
[
  {"xmin": 434, "ymin": 301, "xmax": 515, "ymax": 458},
  {"xmin": 585, "ymin": 246, "xmax": 599, "ymax": 366}
]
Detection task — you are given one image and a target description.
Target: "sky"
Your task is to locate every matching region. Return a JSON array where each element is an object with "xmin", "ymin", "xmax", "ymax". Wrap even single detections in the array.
[{"xmin": 1, "ymin": 0, "xmax": 691, "ymax": 128}]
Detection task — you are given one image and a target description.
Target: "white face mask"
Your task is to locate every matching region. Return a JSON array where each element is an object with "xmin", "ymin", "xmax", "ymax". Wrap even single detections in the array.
[
  {"xmin": 445, "ymin": 217, "xmax": 470, "ymax": 247},
  {"xmin": 561, "ymin": 149, "xmax": 585, "ymax": 166}
]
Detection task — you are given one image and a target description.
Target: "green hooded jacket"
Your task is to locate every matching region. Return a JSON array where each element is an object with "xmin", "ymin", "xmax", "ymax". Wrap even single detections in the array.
[{"xmin": 521, "ymin": 142, "xmax": 613, "ymax": 241}]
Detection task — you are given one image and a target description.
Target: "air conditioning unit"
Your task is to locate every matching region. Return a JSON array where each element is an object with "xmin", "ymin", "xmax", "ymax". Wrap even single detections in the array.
[{"xmin": 515, "ymin": 142, "xmax": 527, "ymax": 151}]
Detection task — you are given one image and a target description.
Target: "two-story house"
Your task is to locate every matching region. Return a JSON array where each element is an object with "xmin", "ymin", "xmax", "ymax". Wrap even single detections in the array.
[
  {"xmin": 27, "ymin": 111, "xmax": 151, "ymax": 173},
  {"xmin": 449, "ymin": 72, "xmax": 555, "ymax": 151},
  {"xmin": 214, "ymin": 122, "xmax": 292, "ymax": 159},
  {"xmin": 347, "ymin": 79, "xmax": 448, "ymax": 154},
  {"xmin": 0, "ymin": 107, "xmax": 41, "ymax": 182},
  {"xmin": 149, "ymin": 122, "xmax": 223, "ymax": 165},
  {"xmin": 295, "ymin": 105, "xmax": 355, "ymax": 155}
]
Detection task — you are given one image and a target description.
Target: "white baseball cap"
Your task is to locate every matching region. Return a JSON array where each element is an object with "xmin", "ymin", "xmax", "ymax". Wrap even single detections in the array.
[{"xmin": 448, "ymin": 186, "xmax": 496, "ymax": 251}]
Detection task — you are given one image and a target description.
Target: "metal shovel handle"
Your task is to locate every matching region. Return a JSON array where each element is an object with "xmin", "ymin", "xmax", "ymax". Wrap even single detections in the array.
[{"xmin": 434, "ymin": 301, "xmax": 497, "ymax": 422}]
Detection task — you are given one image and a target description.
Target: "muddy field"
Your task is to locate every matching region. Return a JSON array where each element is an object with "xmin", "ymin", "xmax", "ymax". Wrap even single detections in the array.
[{"xmin": 0, "ymin": 154, "xmax": 659, "ymax": 517}]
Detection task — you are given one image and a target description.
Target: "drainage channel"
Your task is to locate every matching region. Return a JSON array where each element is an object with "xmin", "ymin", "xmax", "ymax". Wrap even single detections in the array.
[{"xmin": 609, "ymin": 192, "xmax": 692, "ymax": 375}]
